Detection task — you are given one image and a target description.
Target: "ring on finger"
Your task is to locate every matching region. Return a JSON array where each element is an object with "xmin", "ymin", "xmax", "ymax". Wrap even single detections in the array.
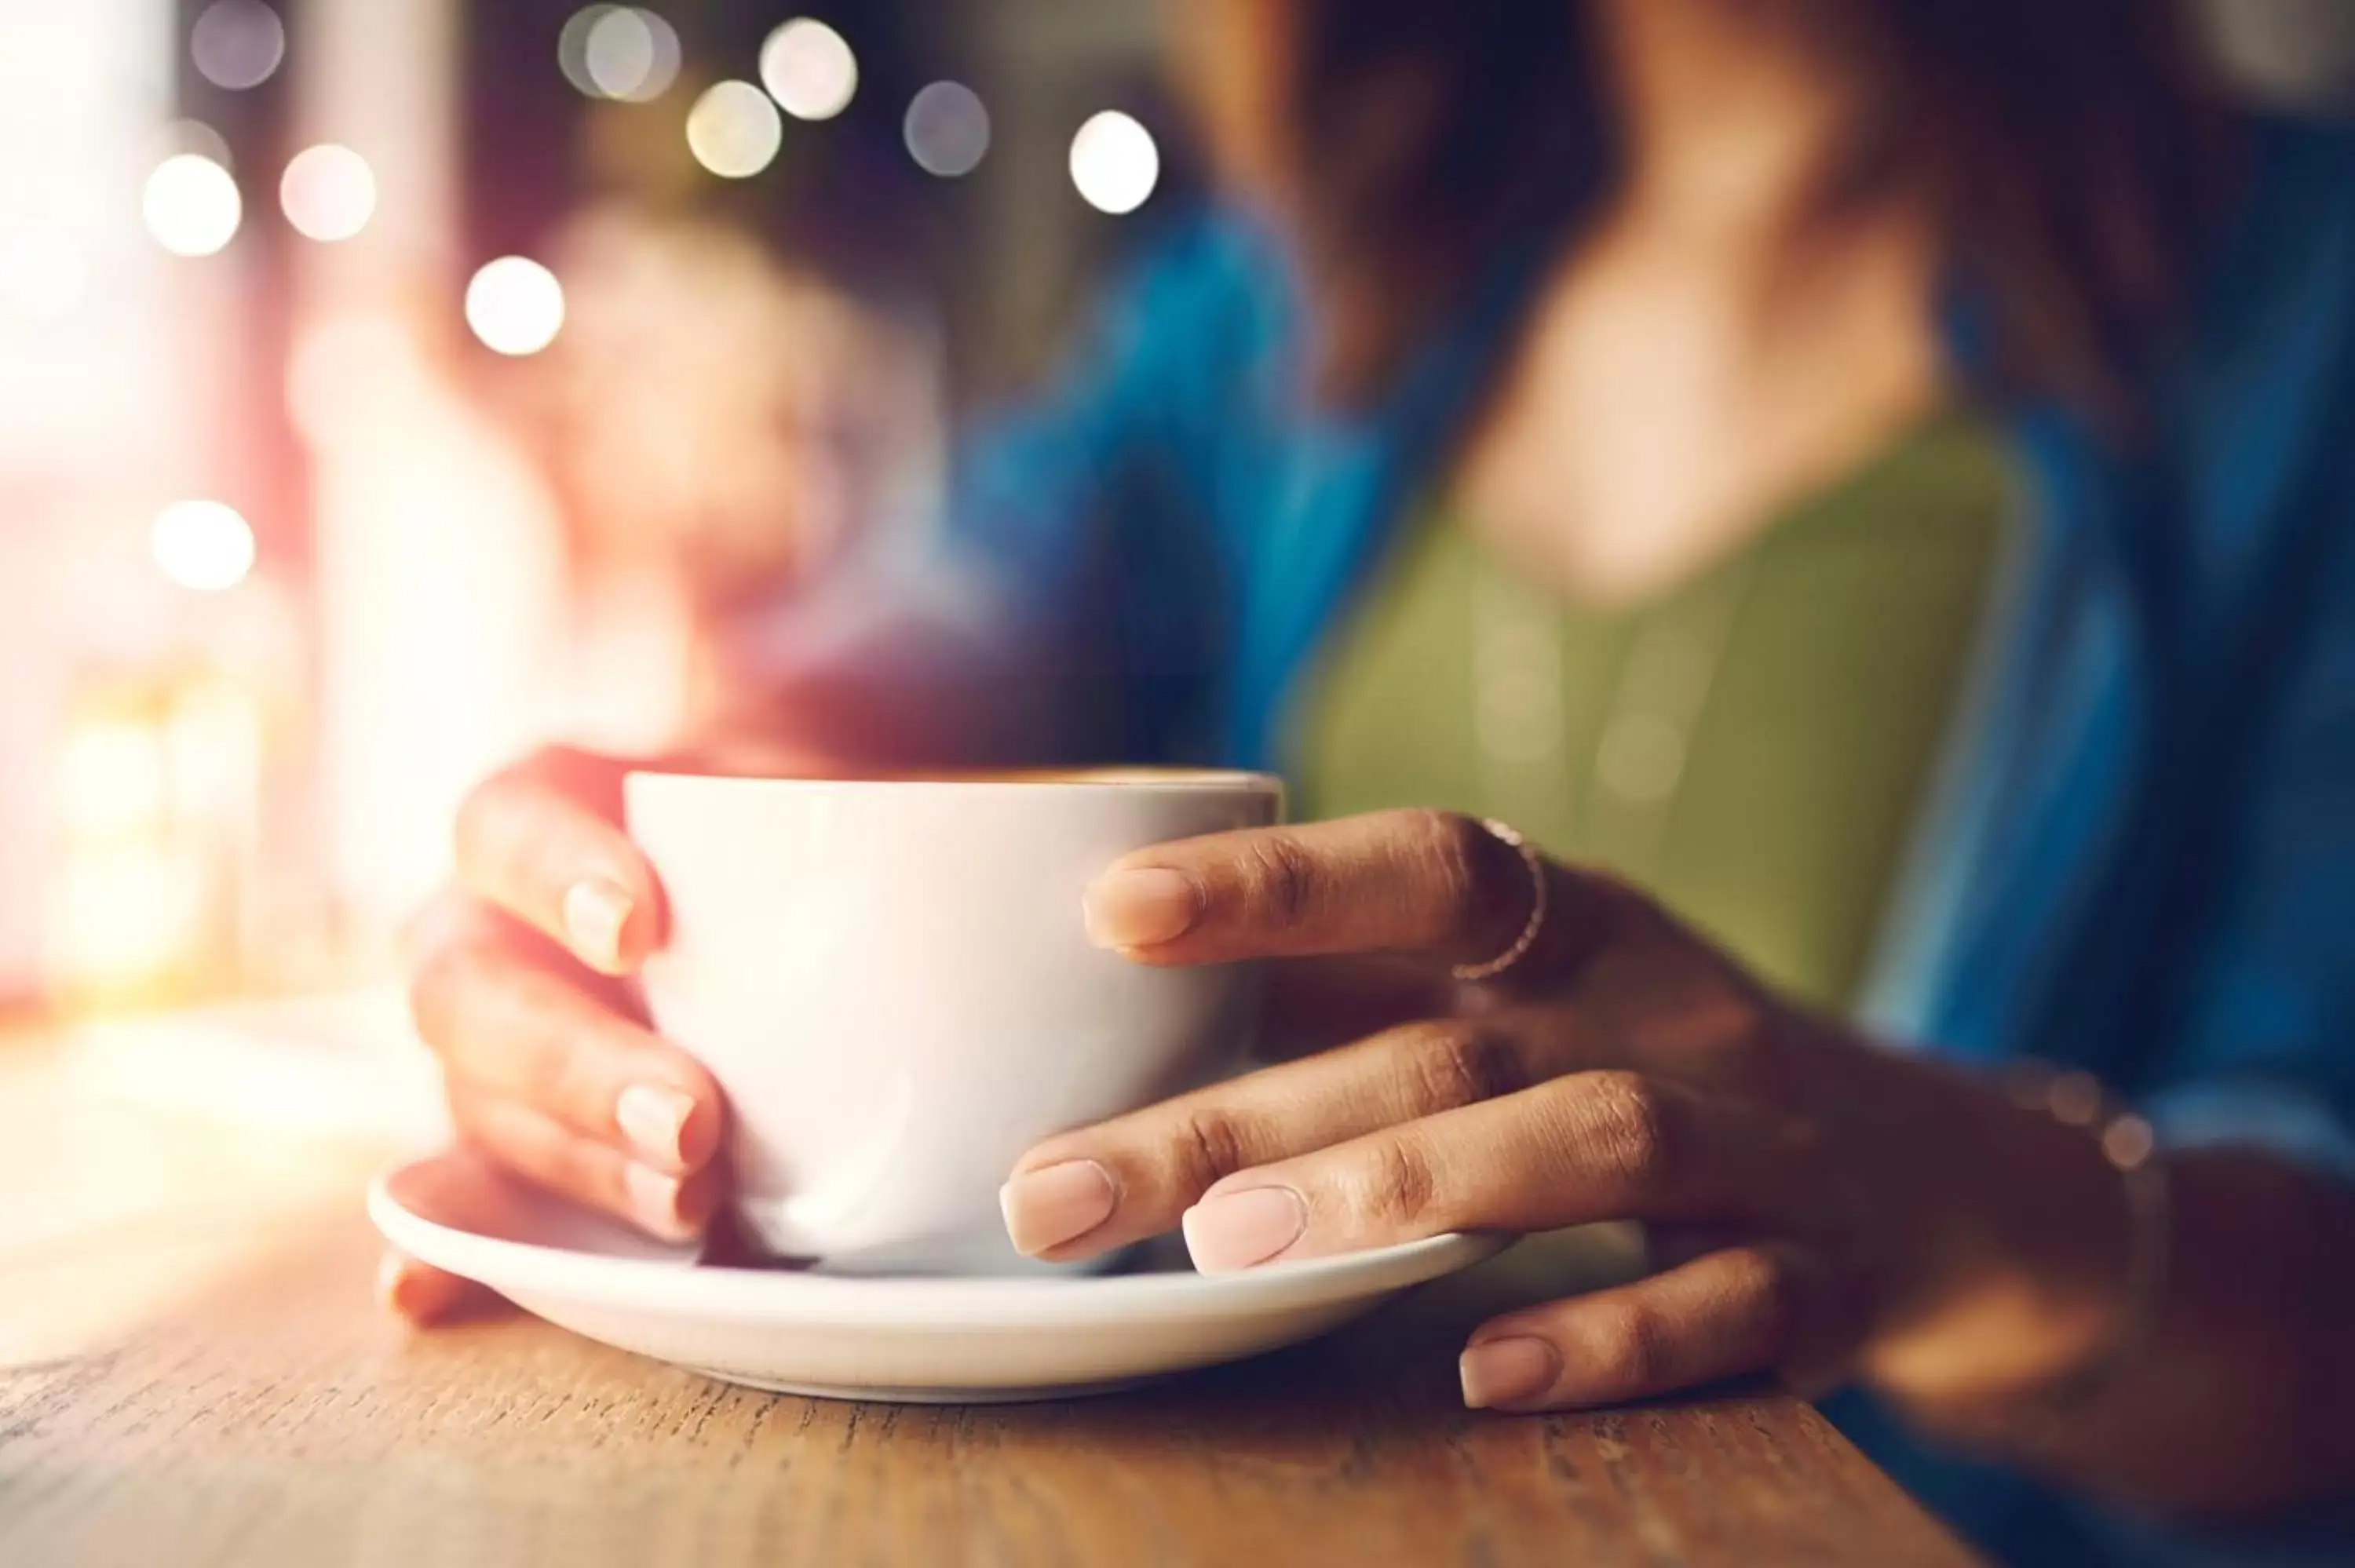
[{"xmin": 1451, "ymin": 819, "xmax": 1549, "ymax": 983}]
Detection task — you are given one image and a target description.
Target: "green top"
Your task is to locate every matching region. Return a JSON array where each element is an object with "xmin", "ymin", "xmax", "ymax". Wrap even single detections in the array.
[{"xmin": 1294, "ymin": 417, "xmax": 2014, "ymax": 1012}]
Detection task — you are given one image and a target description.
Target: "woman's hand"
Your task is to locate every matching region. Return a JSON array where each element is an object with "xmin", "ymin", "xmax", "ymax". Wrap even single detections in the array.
[
  {"xmin": 1001, "ymin": 809, "xmax": 2138, "ymax": 1415},
  {"xmin": 384, "ymin": 747, "xmax": 732, "ymax": 1322}
]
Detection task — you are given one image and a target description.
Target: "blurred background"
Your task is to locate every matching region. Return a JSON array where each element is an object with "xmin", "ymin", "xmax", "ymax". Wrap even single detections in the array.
[
  {"xmin": 0, "ymin": 0, "xmax": 2351, "ymax": 1028},
  {"xmin": 0, "ymin": 0, "xmax": 1205, "ymax": 1025}
]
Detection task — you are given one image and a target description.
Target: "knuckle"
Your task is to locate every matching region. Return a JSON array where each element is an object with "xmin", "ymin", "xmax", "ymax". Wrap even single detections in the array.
[
  {"xmin": 1402, "ymin": 1022, "xmax": 1526, "ymax": 1114},
  {"xmin": 514, "ymin": 983, "xmax": 612, "ymax": 1121},
  {"xmin": 1175, "ymin": 1107, "xmax": 1251, "ymax": 1192},
  {"xmin": 1736, "ymin": 1247, "xmax": 1806, "ymax": 1351},
  {"xmin": 1401, "ymin": 809, "xmax": 1488, "ymax": 941},
  {"xmin": 443, "ymin": 1085, "xmax": 490, "ymax": 1143},
  {"xmin": 451, "ymin": 774, "xmax": 511, "ymax": 865},
  {"xmin": 398, "ymin": 887, "xmax": 469, "ymax": 969},
  {"xmin": 565, "ymin": 1132, "xmax": 630, "ymax": 1209},
  {"xmin": 450, "ymin": 1088, "xmax": 603, "ymax": 1205},
  {"xmin": 1348, "ymin": 1134, "xmax": 1441, "ymax": 1231},
  {"xmin": 542, "ymin": 1042, "xmax": 611, "ymax": 1129},
  {"xmin": 517, "ymin": 743, "xmax": 582, "ymax": 779},
  {"xmin": 1238, "ymin": 833, "xmax": 1320, "ymax": 931},
  {"xmin": 453, "ymin": 784, "xmax": 546, "ymax": 910},
  {"xmin": 444, "ymin": 1085, "xmax": 521, "ymax": 1161},
  {"xmin": 407, "ymin": 943, "xmax": 481, "ymax": 1055},
  {"xmin": 1582, "ymin": 1071, "xmax": 1683, "ymax": 1198},
  {"xmin": 1585, "ymin": 1299, "xmax": 1673, "ymax": 1393}
]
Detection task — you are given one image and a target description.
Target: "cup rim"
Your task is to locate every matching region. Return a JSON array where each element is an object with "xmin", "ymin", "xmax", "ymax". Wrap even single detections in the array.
[{"xmin": 624, "ymin": 766, "xmax": 1284, "ymax": 796}]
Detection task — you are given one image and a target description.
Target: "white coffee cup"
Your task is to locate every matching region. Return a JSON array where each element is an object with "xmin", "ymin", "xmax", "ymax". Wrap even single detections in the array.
[{"xmin": 625, "ymin": 768, "xmax": 1283, "ymax": 1275}]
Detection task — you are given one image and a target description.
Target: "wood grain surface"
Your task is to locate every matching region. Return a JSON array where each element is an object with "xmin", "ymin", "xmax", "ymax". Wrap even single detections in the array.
[{"xmin": 0, "ymin": 1037, "xmax": 1986, "ymax": 1568}]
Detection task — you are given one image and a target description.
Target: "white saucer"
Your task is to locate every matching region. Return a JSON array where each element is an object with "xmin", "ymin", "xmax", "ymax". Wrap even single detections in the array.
[{"xmin": 368, "ymin": 1151, "xmax": 1509, "ymax": 1403}]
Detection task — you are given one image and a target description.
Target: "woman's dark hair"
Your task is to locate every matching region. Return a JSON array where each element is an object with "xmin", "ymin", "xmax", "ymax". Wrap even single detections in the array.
[{"xmin": 1281, "ymin": 0, "xmax": 2225, "ymax": 412}]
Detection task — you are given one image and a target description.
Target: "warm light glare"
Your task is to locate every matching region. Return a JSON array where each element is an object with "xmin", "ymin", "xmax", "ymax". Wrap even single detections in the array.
[
  {"xmin": 190, "ymin": 0, "xmax": 286, "ymax": 91},
  {"xmin": 760, "ymin": 19, "xmax": 857, "ymax": 121},
  {"xmin": 466, "ymin": 257, "xmax": 566, "ymax": 356},
  {"xmin": 904, "ymin": 81, "xmax": 989, "ymax": 178},
  {"xmin": 53, "ymin": 846, "xmax": 206, "ymax": 994},
  {"xmin": 1070, "ymin": 111, "xmax": 1159, "ymax": 215},
  {"xmin": 584, "ymin": 6, "xmax": 679, "ymax": 102},
  {"xmin": 143, "ymin": 154, "xmax": 243, "ymax": 257},
  {"xmin": 151, "ymin": 500, "xmax": 257, "ymax": 593},
  {"xmin": 285, "ymin": 313, "xmax": 414, "ymax": 449},
  {"xmin": 685, "ymin": 81, "xmax": 783, "ymax": 179},
  {"xmin": 0, "ymin": 225, "xmax": 87, "ymax": 321},
  {"xmin": 57, "ymin": 723, "xmax": 169, "ymax": 840},
  {"xmin": 166, "ymin": 684, "xmax": 264, "ymax": 829},
  {"xmin": 280, "ymin": 144, "xmax": 377, "ymax": 242}
]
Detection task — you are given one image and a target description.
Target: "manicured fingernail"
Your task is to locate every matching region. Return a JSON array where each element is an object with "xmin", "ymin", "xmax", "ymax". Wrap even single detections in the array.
[
  {"xmin": 999, "ymin": 1160, "xmax": 1119, "ymax": 1255},
  {"xmin": 1182, "ymin": 1186, "xmax": 1307, "ymax": 1271},
  {"xmin": 1460, "ymin": 1336, "xmax": 1561, "ymax": 1409},
  {"xmin": 374, "ymin": 1249, "xmax": 411, "ymax": 1310},
  {"xmin": 563, "ymin": 876, "xmax": 634, "ymax": 970},
  {"xmin": 1083, "ymin": 867, "xmax": 1198, "ymax": 950},
  {"xmin": 615, "ymin": 1083, "xmax": 696, "ymax": 1170},
  {"xmin": 623, "ymin": 1162, "xmax": 699, "ymax": 1241},
  {"xmin": 375, "ymin": 1252, "xmax": 459, "ymax": 1322}
]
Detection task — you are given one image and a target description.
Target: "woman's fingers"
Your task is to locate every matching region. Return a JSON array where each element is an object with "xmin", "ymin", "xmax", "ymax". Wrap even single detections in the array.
[
  {"xmin": 409, "ymin": 917, "xmax": 725, "ymax": 1178},
  {"xmin": 1083, "ymin": 809, "xmax": 1635, "ymax": 977},
  {"xmin": 1177, "ymin": 1070, "xmax": 1805, "ymax": 1270},
  {"xmin": 1645, "ymin": 1220, "xmax": 1754, "ymax": 1272},
  {"xmin": 445, "ymin": 1085, "xmax": 725, "ymax": 1242},
  {"xmin": 1261, "ymin": 954, "xmax": 1459, "ymax": 1060},
  {"xmin": 454, "ymin": 748, "xmax": 663, "ymax": 975},
  {"xmin": 377, "ymin": 1252, "xmax": 498, "ymax": 1326},
  {"xmin": 1004, "ymin": 1008, "xmax": 1603, "ymax": 1260},
  {"xmin": 1459, "ymin": 1245, "xmax": 1815, "ymax": 1411}
]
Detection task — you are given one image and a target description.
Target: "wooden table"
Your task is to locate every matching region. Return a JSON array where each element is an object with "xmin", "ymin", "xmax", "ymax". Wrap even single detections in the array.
[{"xmin": 0, "ymin": 1026, "xmax": 1984, "ymax": 1567}]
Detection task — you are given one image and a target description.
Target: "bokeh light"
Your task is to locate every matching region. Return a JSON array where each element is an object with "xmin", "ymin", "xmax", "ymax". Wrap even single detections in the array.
[
  {"xmin": 151, "ymin": 501, "xmax": 257, "ymax": 593},
  {"xmin": 584, "ymin": 6, "xmax": 679, "ymax": 102},
  {"xmin": 465, "ymin": 257, "xmax": 566, "ymax": 356},
  {"xmin": 558, "ymin": 6, "xmax": 616, "ymax": 95},
  {"xmin": 143, "ymin": 154, "xmax": 243, "ymax": 257},
  {"xmin": 904, "ymin": 81, "xmax": 989, "ymax": 178},
  {"xmin": 157, "ymin": 119, "xmax": 236, "ymax": 168},
  {"xmin": 280, "ymin": 144, "xmax": 377, "ymax": 242},
  {"xmin": 760, "ymin": 19, "xmax": 857, "ymax": 121},
  {"xmin": 0, "ymin": 225, "xmax": 88, "ymax": 321},
  {"xmin": 190, "ymin": 0, "xmax": 285, "ymax": 91},
  {"xmin": 685, "ymin": 81, "xmax": 783, "ymax": 179},
  {"xmin": 1070, "ymin": 111, "xmax": 1159, "ymax": 214},
  {"xmin": 559, "ymin": 5, "xmax": 679, "ymax": 102}
]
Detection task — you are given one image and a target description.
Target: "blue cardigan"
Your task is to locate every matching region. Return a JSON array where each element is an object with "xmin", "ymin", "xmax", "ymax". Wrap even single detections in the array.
[{"xmin": 774, "ymin": 116, "xmax": 2355, "ymax": 1563}]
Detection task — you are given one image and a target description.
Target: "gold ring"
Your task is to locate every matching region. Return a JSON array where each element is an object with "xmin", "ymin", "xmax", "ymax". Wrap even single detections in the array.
[{"xmin": 1451, "ymin": 819, "xmax": 1548, "ymax": 983}]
